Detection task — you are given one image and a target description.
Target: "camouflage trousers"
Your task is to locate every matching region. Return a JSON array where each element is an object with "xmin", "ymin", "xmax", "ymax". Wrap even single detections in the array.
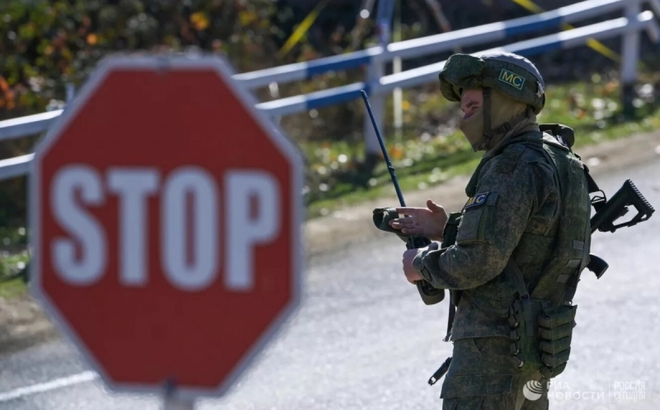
[{"xmin": 440, "ymin": 336, "xmax": 549, "ymax": 410}]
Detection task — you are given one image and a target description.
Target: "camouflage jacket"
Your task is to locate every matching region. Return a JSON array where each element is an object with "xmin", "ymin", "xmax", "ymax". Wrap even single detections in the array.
[{"xmin": 413, "ymin": 131, "xmax": 562, "ymax": 340}]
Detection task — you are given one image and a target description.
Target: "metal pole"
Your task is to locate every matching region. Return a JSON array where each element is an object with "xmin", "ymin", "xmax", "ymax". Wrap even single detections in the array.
[
  {"xmin": 162, "ymin": 380, "xmax": 195, "ymax": 410},
  {"xmin": 621, "ymin": 1, "xmax": 641, "ymax": 114},
  {"xmin": 377, "ymin": 0, "xmax": 395, "ymax": 46},
  {"xmin": 65, "ymin": 83, "xmax": 76, "ymax": 104},
  {"xmin": 163, "ymin": 398, "xmax": 195, "ymax": 410},
  {"xmin": 268, "ymin": 81, "xmax": 282, "ymax": 125},
  {"xmin": 363, "ymin": 0, "xmax": 395, "ymax": 156},
  {"xmin": 393, "ymin": 0, "xmax": 403, "ymax": 140}
]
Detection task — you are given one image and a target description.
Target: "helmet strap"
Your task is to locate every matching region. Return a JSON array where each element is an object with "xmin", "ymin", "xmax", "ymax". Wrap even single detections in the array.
[{"xmin": 479, "ymin": 88, "xmax": 493, "ymax": 151}]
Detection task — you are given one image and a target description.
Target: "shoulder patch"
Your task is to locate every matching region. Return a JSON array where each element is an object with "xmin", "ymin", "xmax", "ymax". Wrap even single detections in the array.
[{"xmin": 464, "ymin": 192, "xmax": 489, "ymax": 210}]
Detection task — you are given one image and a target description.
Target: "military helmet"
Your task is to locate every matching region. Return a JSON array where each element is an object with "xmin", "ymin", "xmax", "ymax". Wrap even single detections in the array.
[{"xmin": 438, "ymin": 51, "xmax": 546, "ymax": 114}]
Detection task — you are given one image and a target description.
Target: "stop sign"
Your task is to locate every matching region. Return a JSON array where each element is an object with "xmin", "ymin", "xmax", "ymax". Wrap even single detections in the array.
[{"xmin": 30, "ymin": 55, "xmax": 304, "ymax": 398}]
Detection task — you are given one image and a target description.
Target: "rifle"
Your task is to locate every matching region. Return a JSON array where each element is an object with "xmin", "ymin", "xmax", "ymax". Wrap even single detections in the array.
[
  {"xmin": 361, "ymin": 90, "xmax": 445, "ymax": 305},
  {"xmin": 586, "ymin": 179, "xmax": 654, "ymax": 278},
  {"xmin": 590, "ymin": 179, "xmax": 654, "ymax": 233}
]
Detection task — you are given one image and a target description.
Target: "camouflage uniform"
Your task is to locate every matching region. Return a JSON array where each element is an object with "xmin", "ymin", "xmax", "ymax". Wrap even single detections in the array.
[
  {"xmin": 411, "ymin": 53, "xmax": 590, "ymax": 409},
  {"xmin": 417, "ymin": 132, "xmax": 558, "ymax": 409}
]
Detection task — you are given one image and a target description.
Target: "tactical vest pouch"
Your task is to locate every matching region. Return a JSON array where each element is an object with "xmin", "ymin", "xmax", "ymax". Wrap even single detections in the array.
[
  {"xmin": 508, "ymin": 299, "xmax": 577, "ymax": 379},
  {"xmin": 538, "ymin": 304, "xmax": 577, "ymax": 379},
  {"xmin": 508, "ymin": 298, "xmax": 547, "ymax": 369}
]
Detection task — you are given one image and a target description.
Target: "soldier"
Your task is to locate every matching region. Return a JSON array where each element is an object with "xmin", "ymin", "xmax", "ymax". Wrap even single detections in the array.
[{"xmin": 390, "ymin": 51, "xmax": 592, "ymax": 409}]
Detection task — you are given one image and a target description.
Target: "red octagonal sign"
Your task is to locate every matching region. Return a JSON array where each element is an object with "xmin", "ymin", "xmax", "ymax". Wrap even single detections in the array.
[{"xmin": 30, "ymin": 55, "xmax": 304, "ymax": 398}]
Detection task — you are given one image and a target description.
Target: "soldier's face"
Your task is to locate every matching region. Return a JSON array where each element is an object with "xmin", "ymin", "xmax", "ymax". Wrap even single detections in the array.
[{"xmin": 460, "ymin": 89, "xmax": 483, "ymax": 120}]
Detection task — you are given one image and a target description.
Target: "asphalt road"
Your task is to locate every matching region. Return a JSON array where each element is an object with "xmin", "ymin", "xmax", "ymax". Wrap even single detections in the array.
[{"xmin": 1, "ymin": 154, "xmax": 659, "ymax": 410}]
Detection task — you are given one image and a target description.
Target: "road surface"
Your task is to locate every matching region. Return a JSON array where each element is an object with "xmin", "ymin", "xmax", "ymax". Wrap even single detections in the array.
[{"xmin": 1, "ymin": 154, "xmax": 658, "ymax": 409}]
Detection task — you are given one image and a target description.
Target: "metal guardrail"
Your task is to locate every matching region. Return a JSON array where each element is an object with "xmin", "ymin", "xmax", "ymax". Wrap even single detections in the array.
[
  {"xmin": 234, "ymin": 0, "xmax": 635, "ymax": 89},
  {"xmin": 0, "ymin": 154, "xmax": 34, "ymax": 181},
  {"xmin": 0, "ymin": 110, "xmax": 63, "ymax": 142},
  {"xmin": 1, "ymin": 0, "xmax": 659, "ymax": 180},
  {"xmin": 379, "ymin": 11, "xmax": 659, "ymax": 93},
  {"xmin": 253, "ymin": 10, "xmax": 659, "ymax": 115}
]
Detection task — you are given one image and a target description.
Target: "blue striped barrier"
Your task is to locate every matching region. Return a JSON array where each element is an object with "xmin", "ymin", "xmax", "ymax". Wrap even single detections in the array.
[
  {"xmin": 255, "ymin": 83, "xmax": 368, "ymax": 117},
  {"xmin": 1, "ymin": 0, "xmax": 658, "ymax": 180},
  {"xmin": 0, "ymin": 0, "xmax": 645, "ymax": 136},
  {"xmin": 0, "ymin": 110, "xmax": 63, "ymax": 142},
  {"xmin": 0, "ymin": 154, "xmax": 34, "ymax": 181},
  {"xmin": 379, "ymin": 11, "xmax": 659, "ymax": 93},
  {"xmin": 258, "ymin": 11, "xmax": 659, "ymax": 116},
  {"xmin": 233, "ymin": 48, "xmax": 381, "ymax": 90},
  {"xmin": 234, "ymin": 0, "xmax": 630, "ymax": 89},
  {"xmin": 385, "ymin": 0, "xmax": 628, "ymax": 60}
]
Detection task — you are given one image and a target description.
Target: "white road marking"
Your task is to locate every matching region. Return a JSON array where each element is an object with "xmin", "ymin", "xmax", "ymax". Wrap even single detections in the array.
[{"xmin": 0, "ymin": 371, "xmax": 98, "ymax": 402}]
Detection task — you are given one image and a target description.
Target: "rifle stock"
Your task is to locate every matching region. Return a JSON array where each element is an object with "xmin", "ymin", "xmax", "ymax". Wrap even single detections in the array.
[
  {"xmin": 586, "ymin": 179, "xmax": 654, "ymax": 279},
  {"xmin": 590, "ymin": 179, "xmax": 655, "ymax": 234}
]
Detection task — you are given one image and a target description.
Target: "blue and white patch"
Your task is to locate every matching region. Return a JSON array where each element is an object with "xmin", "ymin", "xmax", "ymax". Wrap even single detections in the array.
[{"xmin": 464, "ymin": 192, "xmax": 489, "ymax": 210}]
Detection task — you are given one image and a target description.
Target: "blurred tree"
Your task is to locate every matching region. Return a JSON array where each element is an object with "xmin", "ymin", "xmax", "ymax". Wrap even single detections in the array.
[
  {"xmin": 0, "ymin": 0, "xmax": 286, "ymax": 121},
  {"xmin": 0, "ymin": 0, "xmax": 289, "ymax": 227}
]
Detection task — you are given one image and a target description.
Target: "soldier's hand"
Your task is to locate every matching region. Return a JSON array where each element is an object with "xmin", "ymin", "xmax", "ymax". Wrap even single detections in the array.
[
  {"xmin": 389, "ymin": 199, "xmax": 448, "ymax": 241},
  {"xmin": 402, "ymin": 248, "xmax": 424, "ymax": 284}
]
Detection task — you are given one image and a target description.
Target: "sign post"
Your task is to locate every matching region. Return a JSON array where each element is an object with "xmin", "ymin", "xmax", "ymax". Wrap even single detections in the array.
[{"xmin": 30, "ymin": 55, "xmax": 304, "ymax": 405}]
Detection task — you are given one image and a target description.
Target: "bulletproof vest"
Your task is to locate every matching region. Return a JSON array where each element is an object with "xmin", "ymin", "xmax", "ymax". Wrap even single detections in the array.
[
  {"xmin": 431, "ymin": 126, "xmax": 593, "ymax": 383},
  {"xmin": 498, "ymin": 125, "xmax": 592, "ymax": 377},
  {"xmin": 441, "ymin": 125, "xmax": 591, "ymax": 337},
  {"xmin": 526, "ymin": 125, "xmax": 592, "ymax": 303},
  {"xmin": 460, "ymin": 125, "xmax": 591, "ymax": 307}
]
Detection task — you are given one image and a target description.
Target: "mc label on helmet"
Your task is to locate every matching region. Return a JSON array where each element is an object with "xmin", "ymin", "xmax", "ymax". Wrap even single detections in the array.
[{"xmin": 499, "ymin": 69, "xmax": 526, "ymax": 91}]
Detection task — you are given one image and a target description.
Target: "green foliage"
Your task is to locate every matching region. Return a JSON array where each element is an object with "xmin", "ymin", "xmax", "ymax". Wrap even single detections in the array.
[
  {"xmin": 0, "ymin": 246, "xmax": 29, "ymax": 298},
  {"xmin": 0, "ymin": 278, "xmax": 26, "ymax": 299},
  {"xmin": 0, "ymin": 225, "xmax": 29, "ymax": 296},
  {"xmin": 0, "ymin": 0, "xmax": 283, "ymax": 119},
  {"xmin": 0, "ymin": 225, "xmax": 27, "ymax": 248}
]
